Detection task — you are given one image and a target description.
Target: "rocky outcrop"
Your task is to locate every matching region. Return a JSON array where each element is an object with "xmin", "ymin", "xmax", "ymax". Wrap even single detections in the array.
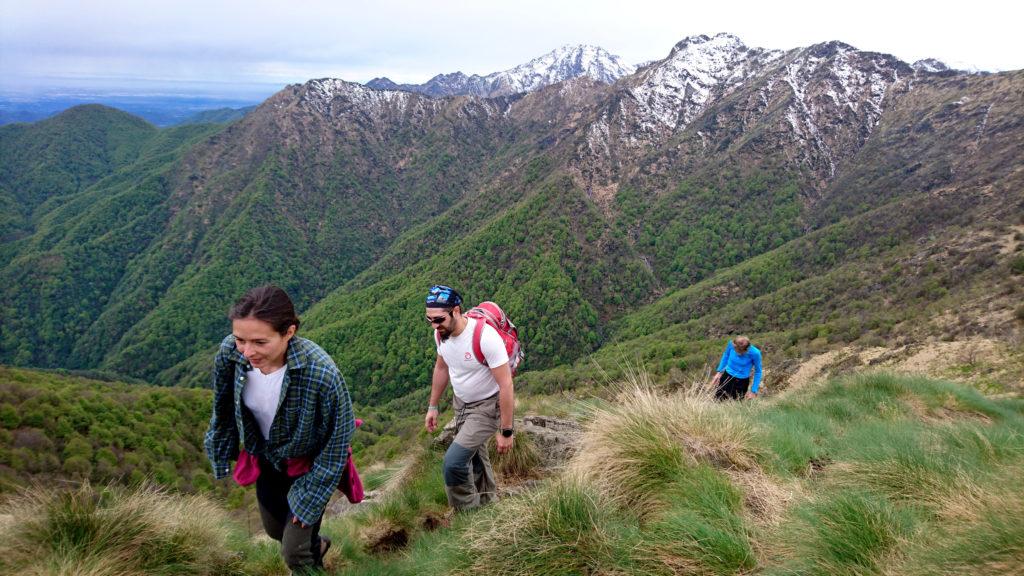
[
  {"xmin": 519, "ymin": 415, "xmax": 583, "ymax": 469},
  {"xmin": 433, "ymin": 414, "xmax": 582, "ymax": 469}
]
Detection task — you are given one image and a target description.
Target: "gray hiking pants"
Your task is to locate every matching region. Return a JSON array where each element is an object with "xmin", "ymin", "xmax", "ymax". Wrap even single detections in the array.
[{"xmin": 443, "ymin": 393, "xmax": 499, "ymax": 510}]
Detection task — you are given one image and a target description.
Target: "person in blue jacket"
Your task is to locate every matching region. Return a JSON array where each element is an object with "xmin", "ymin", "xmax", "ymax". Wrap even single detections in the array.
[{"xmin": 711, "ymin": 336, "xmax": 762, "ymax": 400}]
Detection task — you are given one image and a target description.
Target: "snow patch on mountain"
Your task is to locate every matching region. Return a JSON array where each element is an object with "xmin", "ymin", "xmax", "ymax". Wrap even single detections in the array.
[{"xmin": 781, "ymin": 44, "xmax": 905, "ymax": 176}]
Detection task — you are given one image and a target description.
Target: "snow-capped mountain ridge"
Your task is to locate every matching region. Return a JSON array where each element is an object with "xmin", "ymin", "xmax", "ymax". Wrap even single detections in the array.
[
  {"xmin": 292, "ymin": 77, "xmax": 506, "ymax": 126},
  {"xmin": 366, "ymin": 44, "xmax": 634, "ymax": 98},
  {"xmin": 626, "ymin": 33, "xmax": 783, "ymax": 134},
  {"xmin": 298, "ymin": 33, "xmax": 971, "ymax": 199},
  {"xmin": 572, "ymin": 34, "xmax": 921, "ymax": 201}
]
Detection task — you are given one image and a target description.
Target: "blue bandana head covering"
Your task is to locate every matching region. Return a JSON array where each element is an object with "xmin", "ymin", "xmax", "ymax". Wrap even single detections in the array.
[{"xmin": 426, "ymin": 284, "xmax": 462, "ymax": 308}]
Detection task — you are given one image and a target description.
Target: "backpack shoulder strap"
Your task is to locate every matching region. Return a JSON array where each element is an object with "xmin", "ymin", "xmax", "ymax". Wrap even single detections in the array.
[{"xmin": 471, "ymin": 318, "xmax": 487, "ymax": 367}]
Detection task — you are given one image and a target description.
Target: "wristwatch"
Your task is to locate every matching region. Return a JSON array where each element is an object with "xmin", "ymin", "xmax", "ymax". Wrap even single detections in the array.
[{"xmin": 500, "ymin": 427, "xmax": 514, "ymax": 438}]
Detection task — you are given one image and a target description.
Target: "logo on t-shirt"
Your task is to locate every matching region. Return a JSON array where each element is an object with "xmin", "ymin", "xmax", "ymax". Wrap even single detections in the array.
[{"xmin": 464, "ymin": 351, "xmax": 472, "ymax": 361}]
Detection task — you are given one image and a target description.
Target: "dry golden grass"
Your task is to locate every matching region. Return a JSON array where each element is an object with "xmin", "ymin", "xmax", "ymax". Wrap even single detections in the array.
[
  {"xmin": 0, "ymin": 482, "xmax": 240, "ymax": 576},
  {"xmin": 725, "ymin": 468, "xmax": 802, "ymax": 527},
  {"xmin": 882, "ymin": 466, "xmax": 1024, "ymax": 575},
  {"xmin": 569, "ymin": 368, "xmax": 763, "ymax": 515},
  {"xmin": 903, "ymin": 393, "xmax": 995, "ymax": 424}
]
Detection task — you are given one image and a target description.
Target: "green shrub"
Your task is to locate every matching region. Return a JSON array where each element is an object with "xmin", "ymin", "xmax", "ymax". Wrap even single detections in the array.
[
  {"xmin": 0, "ymin": 405, "xmax": 20, "ymax": 428},
  {"xmin": 1010, "ymin": 255, "xmax": 1024, "ymax": 275},
  {"xmin": 62, "ymin": 455, "xmax": 92, "ymax": 478},
  {"xmin": 63, "ymin": 435, "xmax": 94, "ymax": 461}
]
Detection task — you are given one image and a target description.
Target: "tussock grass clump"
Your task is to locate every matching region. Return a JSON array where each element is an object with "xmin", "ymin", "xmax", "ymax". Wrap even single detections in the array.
[
  {"xmin": 571, "ymin": 370, "xmax": 763, "ymax": 515},
  {"xmin": 895, "ymin": 469, "xmax": 1024, "ymax": 575},
  {"xmin": 756, "ymin": 406, "xmax": 833, "ymax": 474},
  {"xmin": 640, "ymin": 464, "xmax": 756, "ymax": 575},
  {"xmin": 0, "ymin": 482, "xmax": 247, "ymax": 576},
  {"xmin": 829, "ymin": 422, "xmax": 966, "ymax": 502},
  {"xmin": 488, "ymin": 430, "xmax": 542, "ymax": 480},
  {"xmin": 461, "ymin": 476, "xmax": 639, "ymax": 576},
  {"xmin": 777, "ymin": 490, "xmax": 917, "ymax": 575}
]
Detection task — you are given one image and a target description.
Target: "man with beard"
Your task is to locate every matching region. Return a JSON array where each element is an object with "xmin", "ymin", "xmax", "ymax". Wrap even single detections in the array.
[{"xmin": 423, "ymin": 285, "xmax": 515, "ymax": 511}]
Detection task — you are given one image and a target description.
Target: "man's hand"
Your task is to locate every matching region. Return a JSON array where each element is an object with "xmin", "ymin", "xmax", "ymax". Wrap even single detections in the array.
[
  {"xmin": 425, "ymin": 408, "xmax": 438, "ymax": 433},
  {"xmin": 745, "ymin": 391, "xmax": 757, "ymax": 400},
  {"xmin": 711, "ymin": 372, "xmax": 722, "ymax": 386},
  {"xmin": 495, "ymin": 431, "xmax": 514, "ymax": 454}
]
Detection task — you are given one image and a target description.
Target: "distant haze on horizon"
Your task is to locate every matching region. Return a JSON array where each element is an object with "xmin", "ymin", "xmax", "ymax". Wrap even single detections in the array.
[{"xmin": 2, "ymin": 0, "xmax": 1022, "ymax": 99}]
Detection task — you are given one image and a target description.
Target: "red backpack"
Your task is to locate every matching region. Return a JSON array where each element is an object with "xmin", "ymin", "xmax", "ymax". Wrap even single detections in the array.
[{"xmin": 435, "ymin": 302, "xmax": 524, "ymax": 375}]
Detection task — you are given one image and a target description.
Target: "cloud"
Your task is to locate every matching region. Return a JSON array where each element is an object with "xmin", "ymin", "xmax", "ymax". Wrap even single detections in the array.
[{"xmin": 1, "ymin": 0, "xmax": 1021, "ymax": 96}]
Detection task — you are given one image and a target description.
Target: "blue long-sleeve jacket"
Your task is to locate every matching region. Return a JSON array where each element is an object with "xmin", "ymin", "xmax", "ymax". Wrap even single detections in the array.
[{"xmin": 716, "ymin": 341, "xmax": 763, "ymax": 393}]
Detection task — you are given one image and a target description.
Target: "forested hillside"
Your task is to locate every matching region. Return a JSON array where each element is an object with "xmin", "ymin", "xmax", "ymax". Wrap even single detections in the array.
[
  {"xmin": 0, "ymin": 105, "xmax": 156, "ymax": 243},
  {"xmin": 0, "ymin": 367, "xmax": 217, "ymax": 494},
  {"xmin": 0, "ymin": 38, "xmax": 1020, "ymax": 410}
]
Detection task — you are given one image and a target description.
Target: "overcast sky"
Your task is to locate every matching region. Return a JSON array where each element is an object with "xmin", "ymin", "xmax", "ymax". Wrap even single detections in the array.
[{"xmin": 2, "ymin": 0, "xmax": 1021, "ymax": 98}]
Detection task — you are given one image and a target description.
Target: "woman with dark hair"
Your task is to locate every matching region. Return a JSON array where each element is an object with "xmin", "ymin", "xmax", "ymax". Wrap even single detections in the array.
[{"xmin": 204, "ymin": 285, "xmax": 354, "ymax": 573}]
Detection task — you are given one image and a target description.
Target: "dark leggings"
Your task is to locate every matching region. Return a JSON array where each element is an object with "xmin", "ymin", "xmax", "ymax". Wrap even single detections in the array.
[
  {"xmin": 715, "ymin": 372, "xmax": 751, "ymax": 401},
  {"xmin": 255, "ymin": 457, "xmax": 324, "ymax": 572}
]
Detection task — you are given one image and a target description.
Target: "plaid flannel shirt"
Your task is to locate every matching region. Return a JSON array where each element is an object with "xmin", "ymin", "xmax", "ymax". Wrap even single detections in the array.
[{"xmin": 204, "ymin": 335, "xmax": 355, "ymax": 526}]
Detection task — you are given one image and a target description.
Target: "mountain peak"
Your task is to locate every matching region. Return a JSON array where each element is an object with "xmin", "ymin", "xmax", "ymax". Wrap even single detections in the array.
[
  {"xmin": 912, "ymin": 58, "xmax": 951, "ymax": 73},
  {"xmin": 363, "ymin": 44, "xmax": 634, "ymax": 98},
  {"xmin": 495, "ymin": 44, "xmax": 635, "ymax": 94},
  {"xmin": 669, "ymin": 32, "xmax": 747, "ymax": 56},
  {"xmin": 802, "ymin": 40, "xmax": 860, "ymax": 59},
  {"xmin": 365, "ymin": 77, "xmax": 400, "ymax": 90}
]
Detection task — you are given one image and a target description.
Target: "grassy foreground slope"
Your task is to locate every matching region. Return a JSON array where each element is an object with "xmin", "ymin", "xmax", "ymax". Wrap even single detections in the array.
[
  {"xmin": 320, "ymin": 372, "xmax": 1023, "ymax": 575},
  {"xmin": 2, "ymin": 371, "xmax": 1021, "ymax": 574}
]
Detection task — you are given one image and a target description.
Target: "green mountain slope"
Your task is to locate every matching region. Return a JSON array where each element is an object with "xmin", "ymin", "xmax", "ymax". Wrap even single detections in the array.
[
  {"xmin": 0, "ymin": 366, "xmax": 216, "ymax": 493},
  {"xmin": 0, "ymin": 120, "xmax": 224, "ymax": 367},
  {"xmin": 0, "ymin": 56, "xmax": 1020, "ymax": 398},
  {"xmin": 300, "ymin": 174, "xmax": 657, "ymax": 403},
  {"xmin": 0, "ymin": 105, "xmax": 156, "ymax": 243}
]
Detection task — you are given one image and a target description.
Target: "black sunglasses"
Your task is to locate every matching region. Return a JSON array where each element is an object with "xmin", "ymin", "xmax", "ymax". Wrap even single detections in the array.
[{"xmin": 426, "ymin": 311, "xmax": 452, "ymax": 325}]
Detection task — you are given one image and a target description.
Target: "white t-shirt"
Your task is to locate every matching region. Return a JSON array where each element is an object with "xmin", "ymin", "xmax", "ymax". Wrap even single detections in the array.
[
  {"xmin": 242, "ymin": 365, "xmax": 286, "ymax": 440},
  {"xmin": 437, "ymin": 317, "xmax": 510, "ymax": 403}
]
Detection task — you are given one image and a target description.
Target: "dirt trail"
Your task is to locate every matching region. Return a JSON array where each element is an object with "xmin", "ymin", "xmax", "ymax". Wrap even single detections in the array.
[{"xmin": 781, "ymin": 337, "xmax": 1020, "ymax": 394}]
